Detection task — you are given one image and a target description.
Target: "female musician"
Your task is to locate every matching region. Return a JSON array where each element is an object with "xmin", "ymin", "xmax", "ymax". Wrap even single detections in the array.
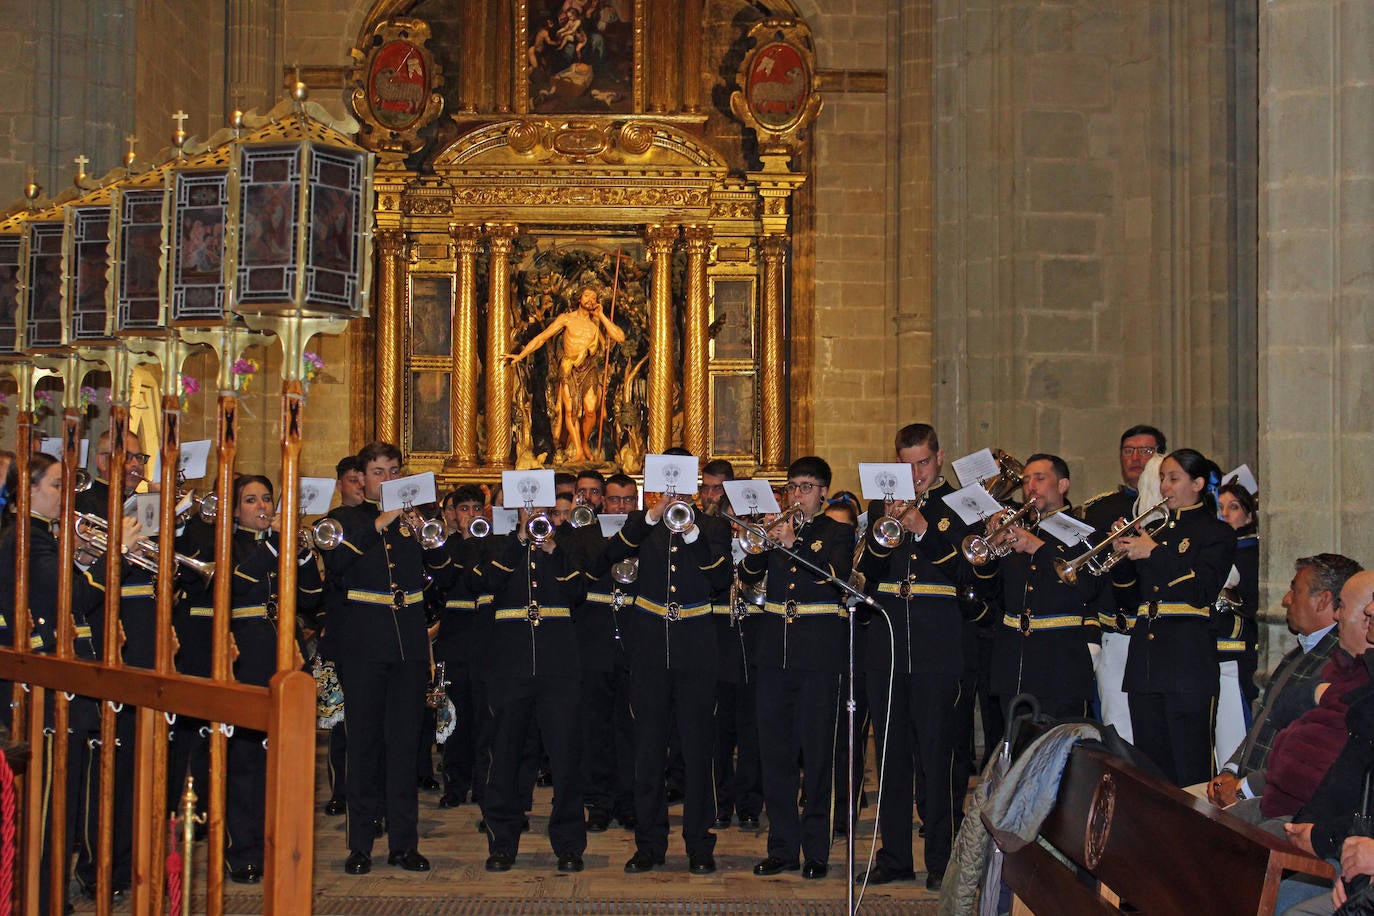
[
  {"xmin": 1213, "ymin": 480, "xmax": 1260, "ymax": 766},
  {"xmin": 1115, "ymin": 448, "xmax": 1235, "ymax": 786},
  {"xmin": 221, "ymin": 474, "xmax": 323, "ymax": 884}
]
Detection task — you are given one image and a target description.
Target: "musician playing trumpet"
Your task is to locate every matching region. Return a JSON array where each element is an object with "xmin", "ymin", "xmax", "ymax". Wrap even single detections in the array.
[
  {"xmin": 976, "ymin": 454, "xmax": 1099, "ymax": 721},
  {"xmin": 737, "ymin": 457, "xmax": 853, "ymax": 880},
  {"xmin": 1111, "ymin": 448, "xmax": 1236, "ymax": 787}
]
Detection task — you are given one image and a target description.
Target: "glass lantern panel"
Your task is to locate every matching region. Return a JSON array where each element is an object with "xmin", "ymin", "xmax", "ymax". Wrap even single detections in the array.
[
  {"xmin": 117, "ymin": 188, "xmax": 165, "ymax": 331},
  {"xmin": 70, "ymin": 205, "xmax": 111, "ymax": 341},
  {"xmin": 305, "ymin": 147, "xmax": 366, "ymax": 313},
  {"xmin": 237, "ymin": 146, "xmax": 301, "ymax": 306},
  {"xmin": 25, "ymin": 222, "xmax": 65, "ymax": 348},
  {"xmin": 171, "ymin": 170, "xmax": 229, "ymax": 322},
  {"xmin": 0, "ymin": 237, "xmax": 20, "ymax": 355}
]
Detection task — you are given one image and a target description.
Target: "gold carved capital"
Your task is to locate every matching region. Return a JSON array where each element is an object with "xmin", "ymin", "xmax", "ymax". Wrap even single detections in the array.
[
  {"xmin": 448, "ymin": 223, "xmax": 481, "ymax": 254},
  {"xmin": 683, "ymin": 224, "xmax": 713, "ymax": 252},
  {"xmin": 375, "ymin": 227, "xmax": 408, "ymax": 258}
]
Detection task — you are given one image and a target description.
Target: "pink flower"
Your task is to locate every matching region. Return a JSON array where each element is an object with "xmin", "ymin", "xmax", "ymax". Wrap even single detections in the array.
[
  {"xmin": 181, "ymin": 375, "xmax": 200, "ymax": 396},
  {"xmin": 232, "ymin": 358, "xmax": 257, "ymax": 376}
]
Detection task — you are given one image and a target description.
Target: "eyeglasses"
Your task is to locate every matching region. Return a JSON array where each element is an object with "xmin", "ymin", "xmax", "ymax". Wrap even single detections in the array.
[
  {"xmin": 604, "ymin": 495, "xmax": 636, "ymax": 505},
  {"xmin": 785, "ymin": 482, "xmax": 819, "ymax": 493},
  {"xmin": 1120, "ymin": 446, "xmax": 1158, "ymax": 458},
  {"xmin": 105, "ymin": 451, "xmax": 150, "ymax": 464}
]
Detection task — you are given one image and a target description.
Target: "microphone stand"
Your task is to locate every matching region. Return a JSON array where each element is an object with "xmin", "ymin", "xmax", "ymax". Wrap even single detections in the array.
[{"xmin": 722, "ymin": 510, "xmax": 879, "ymax": 915}]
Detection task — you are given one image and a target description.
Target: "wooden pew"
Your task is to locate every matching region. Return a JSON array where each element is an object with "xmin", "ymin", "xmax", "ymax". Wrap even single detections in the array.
[{"xmin": 982, "ymin": 743, "xmax": 1336, "ymax": 915}]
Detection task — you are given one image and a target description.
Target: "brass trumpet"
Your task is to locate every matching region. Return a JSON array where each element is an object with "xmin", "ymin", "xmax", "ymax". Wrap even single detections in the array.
[
  {"xmin": 570, "ymin": 498, "xmax": 597, "ymax": 528},
  {"xmin": 299, "ymin": 517, "xmax": 344, "ymax": 552},
  {"xmin": 75, "ymin": 512, "xmax": 216, "ymax": 583},
  {"xmin": 872, "ymin": 491, "xmax": 928, "ymax": 549},
  {"xmin": 1053, "ymin": 498, "xmax": 1169, "ymax": 586},
  {"xmin": 961, "ymin": 501, "xmax": 1042, "ymax": 567},
  {"xmin": 525, "ymin": 511, "xmax": 555, "ymax": 545},
  {"xmin": 741, "ymin": 505, "xmax": 805, "ymax": 554},
  {"xmin": 611, "ymin": 556, "xmax": 638, "ymax": 585},
  {"xmin": 661, "ymin": 497, "xmax": 695, "ymax": 534},
  {"xmin": 466, "ymin": 516, "xmax": 491, "ymax": 539}
]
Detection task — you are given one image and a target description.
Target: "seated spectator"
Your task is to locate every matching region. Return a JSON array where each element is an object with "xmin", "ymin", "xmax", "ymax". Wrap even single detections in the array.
[{"xmin": 1206, "ymin": 554, "xmax": 1362, "ymax": 806}]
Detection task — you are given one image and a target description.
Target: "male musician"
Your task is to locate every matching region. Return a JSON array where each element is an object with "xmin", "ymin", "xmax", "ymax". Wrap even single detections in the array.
[
  {"xmin": 979, "ymin": 454, "xmax": 1099, "ymax": 720},
  {"xmin": 705, "ymin": 459, "xmax": 763, "ymax": 832},
  {"xmin": 73, "ymin": 429, "xmax": 152, "ymax": 899},
  {"xmin": 740, "ymin": 457, "xmax": 853, "ymax": 879},
  {"xmin": 855, "ymin": 423, "xmax": 975, "ymax": 890},
  {"xmin": 567, "ymin": 473, "xmax": 637, "ymax": 832},
  {"xmin": 474, "ymin": 502, "xmax": 589, "ymax": 872},
  {"xmin": 575, "ymin": 470, "xmax": 606, "ymax": 513},
  {"xmin": 1206, "ymin": 554, "xmax": 1361, "ymax": 806},
  {"xmin": 319, "ymin": 455, "xmax": 366, "ymax": 817},
  {"xmin": 1077, "ymin": 424, "xmax": 1167, "ymax": 741},
  {"xmin": 606, "ymin": 453, "xmax": 733, "ymax": 875},
  {"xmin": 432, "ymin": 485, "xmax": 488, "ymax": 808},
  {"xmin": 325, "ymin": 442, "xmax": 445, "ymax": 875}
]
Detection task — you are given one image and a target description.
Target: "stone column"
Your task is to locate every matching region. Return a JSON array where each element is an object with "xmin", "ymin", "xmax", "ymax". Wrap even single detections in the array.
[
  {"xmin": 1258, "ymin": 0, "xmax": 1374, "ymax": 666},
  {"xmin": 645, "ymin": 224, "xmax": 679, "ymax": 454},
  {"xmin": 225, "ymin": 0, "xmax": 280, "ymax": 114},
  {"xmin": 447, "ymin": 224, "xmax": 482, "ymax": 469},
  {"xmin": 682, "ymin": 224, "xmax": 712, "ymax": 458},
  {"xmin": 373, "ymin": 228, "xmax": 406, "ymax": 447},
  {"xmin": 484, "ymin": 224, "xmax": 519, "ymax": 466},
  {"xmin": 758, "ymin": 234, "xmax": 789, "ymax": 472}
]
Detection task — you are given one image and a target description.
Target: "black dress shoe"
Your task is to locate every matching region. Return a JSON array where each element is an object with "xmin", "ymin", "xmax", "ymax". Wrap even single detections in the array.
[
  {"xmin": 738, "ymin": 814, "xmax": 761, "ymax": 830},
  {"xmin": 485, "ymin": 853, "xmax": 514, "ymax": 872},
  {"xmin": 419, "ymin": 775, "xmax": 441, "ymax": 791},
  {"xmin": 556, "ymin": 853, "xmax": 585, "ymax": 873},
  {"xmin": 586, "ymin": 809, "xmax": 610, "ymax": 832},
  {"xmin": 712, "ymin": 812, "xmax": 732, "ymax": 830},
  {"xmin": 925, "ymin": 870, "xmax": 944, "ymax": 891},
  {"xmin": 325, "ymin": 798, "xmax": 347, "ymax": 816},
  {"xmin": 344, "ymin": 850, "xmax": 372, "ymax": 875},
  {"xmin": 438, "ymin": 792, "xmax": 464, "ymax": 808},
  {"xmin": 228, "ymin": 864, "xmax": 262, "ymax": 884},
  {"xmin": 624, "ymin": 851, "xmax": 664, "ymax": 873},
  {"xmin": 917, "ymin": 822, "xmax": 927, "ymax": 838},
  {"xmin": 688, "ymin": 854, "xmax": 717, "ymax": 875},
  {"xmin": 857, "ymin": 864, "xmax": 915, "ymax": 885},
  {"xmin": 803, "ymin": 861, "xmax": 828, "ymax": 880},
  {"xmin": 387, "ymin": 849, "xmax": 431, "ymax": 872},
  {"xmin": 753, "ymin": 856, "xmax": 799, "ymax": 876}
]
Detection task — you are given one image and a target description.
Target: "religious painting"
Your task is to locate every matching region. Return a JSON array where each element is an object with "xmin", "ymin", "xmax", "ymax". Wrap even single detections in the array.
[
  {"xmin": 410, "ymin": 371, "xmax": 451, "ymax": 453},
  {"xmin": 170, "ymin": 171, "xmax": 228, "ymax": 321},
  {"xmin": 508, "ymin": 238, "xmax": 648, "ymax": 469},
  {"xmin": 71, "ymin": 206, "xmax": 111, "ymax": 341},
  {"xmin": 366, "ymin": 39, "xmax": 431, "ymax": 132},
  {"xmin": 711, "ymin": 373, "xmax": 756, "ymax": 458},
  {"xmin": 744, "ymin": 40, "xmax": 811, "ymax": 131},
  {"xmin": 409, "ymin": 276, "xmax": 453, "ymax": 356},
  {"xmin": 305, "ymin": 147, "xmax": 368, "ymax": 312},
  {"xmin": 117, "ymin": 189, "xmax": 165, "ymax": 330},
  {"xmin": 24, "ymin": 221, "xmax": 64, "ymax": 349},
  {"xmin": 525, "ymin": 0, "xmax": 634, "ymax": 114},
  {"xmin": 709, "ymin": 277, "xmax": 755, "ymax": 361}
]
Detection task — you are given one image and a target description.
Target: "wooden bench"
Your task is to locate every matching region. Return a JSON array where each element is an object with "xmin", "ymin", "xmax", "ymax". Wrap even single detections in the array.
[{"xmin": 981, "ymin": 742, "xmax": 1337, "ymax": 915}]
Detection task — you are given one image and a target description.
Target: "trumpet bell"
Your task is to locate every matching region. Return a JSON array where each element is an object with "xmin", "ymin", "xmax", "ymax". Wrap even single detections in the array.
[
  {"xmin": 74, "ymin": 469, "xmax": 93, "ymax": 493},
  {"xmin": 418, "ymin": 518, "xmax": 447, "ymax": 550},
  {"xmin": 198, "ymin": 494, "xmax": 218, "ymax": 523},
  {"xmin": 663, "ymin": 499, "xmax": 695, "ymax": 534},
  {"xmin": 983, "ymin": 449, "xmax": 1026, "ymax": 502},
  {"xmin": 312, "ymin": 517, "xmax": 344, "ymax": 550},
  {"xmin": 467, "ymin": 516, "xmax": 491, "ymax": 539},
  {"xmin": 570, "ymin": 504, "xmax": 597, "ymax": 528},
  {"xmin": 872, "ymin": 515, "xmax": 905, "ymax": 549},
  {"xmin": 611, "ymin": 557, "xmax": 639, "ymax": 585},
  {"xmin": 526, "ymin": 512, "xmax": 555, "ymax": 544}
]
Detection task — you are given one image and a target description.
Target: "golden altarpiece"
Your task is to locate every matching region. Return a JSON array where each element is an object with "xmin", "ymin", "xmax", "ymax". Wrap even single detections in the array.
[{"xmin": 347, "ymin": 0, "xmax": 821, "ymax": 481}]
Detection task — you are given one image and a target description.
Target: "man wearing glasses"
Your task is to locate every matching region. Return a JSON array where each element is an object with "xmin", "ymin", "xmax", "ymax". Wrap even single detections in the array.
[
  {"xmin": 1077, "ymin": 424, "xmax": 1167, "ymax": 743},
  {"xmin": 72, "ymin": 429, "xmax": 151, "ymax": 900},
  {"xmin": 739, "ymin": 457, "xmax": 853, "ymax": 880}
]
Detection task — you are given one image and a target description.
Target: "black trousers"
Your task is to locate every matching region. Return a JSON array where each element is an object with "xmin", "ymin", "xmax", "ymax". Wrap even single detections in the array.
[
  {"xmin": 868, "ymin": 668, "xmax": 962, "ymax": 875},
  {"xmin": 337, "ymin": 655, "xmax": 428, "ymax": 854},
  {"xmin": 327, "ymin": 721, "xmax": 347, "ymax": 801},
  {"xmin": 581, "ymin": 662, "xmax": 635, "ymax": 819},
  {"xmin": 832, "ymin": 667, "xmax": 869, "ymax": 822},
  {"xmin": 169, "ymin": 715, "xmax": 211, "ymax": 815},
  {"xmin": 629, "ymin": 666, "xmax": 717, "ymax": 859},
  {"xmin": 484, "ymin": 675, "xmax": 586, "ymax": 858},
  {"xmin": 713, "ymin": 677, "xmax": 763, "ymax": 820},
  {"xmin": 439, "ymin": 661, "xmax": 476, "ymax": 800},
  {"xmin": 1128, "ymin": 689, "xmax": 1216, "ymax": 786},
  {"xmin": 756, "ymin": 667, "xmax": 840, "ymax": 864},
  {"xmin": 72, "ymin": 702, "xmax": 133, "ymax": 891},
  {"xmin": 225, "ymin": 728, "xmax": 267, "ymax": 870}
]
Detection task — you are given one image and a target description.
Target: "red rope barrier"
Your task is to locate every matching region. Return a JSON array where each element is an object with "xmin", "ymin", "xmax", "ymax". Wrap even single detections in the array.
[
  {"xmin": 0, "ymin": 746, "xmax": 15, "ymax": 916},
  {"xmin": 166, "ymin": 814, "xmax": 183, "ymax": 915}
]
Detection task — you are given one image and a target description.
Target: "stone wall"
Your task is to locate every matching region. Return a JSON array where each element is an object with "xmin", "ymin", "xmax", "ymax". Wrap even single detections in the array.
[{"xmin": 1259, "ymin": 0, "xmax": 1374, "ymax": 664}]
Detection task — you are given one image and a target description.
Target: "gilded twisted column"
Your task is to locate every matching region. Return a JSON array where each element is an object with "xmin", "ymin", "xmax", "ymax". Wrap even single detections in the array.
[
  {"xmin": 449, "ymin": 224, "xmax": 482, "ymax": 468},
  {"xmin": 645, "ymin": 225, "xmax": 680, "ymax": 454},
  {"xmin": 374, "ymin": 228, "xmax": 407, "ymax": 446},
  {"xmin": 682, "ymin": 225, "xmax": 712, "ymax": 458},
  {"xmin": 759, "ymin": 234, "xmax": 789, "ymax": 471},
  {"xmin": 485, "ymin": 224, "xmax": 519, "ymax": 466}
]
